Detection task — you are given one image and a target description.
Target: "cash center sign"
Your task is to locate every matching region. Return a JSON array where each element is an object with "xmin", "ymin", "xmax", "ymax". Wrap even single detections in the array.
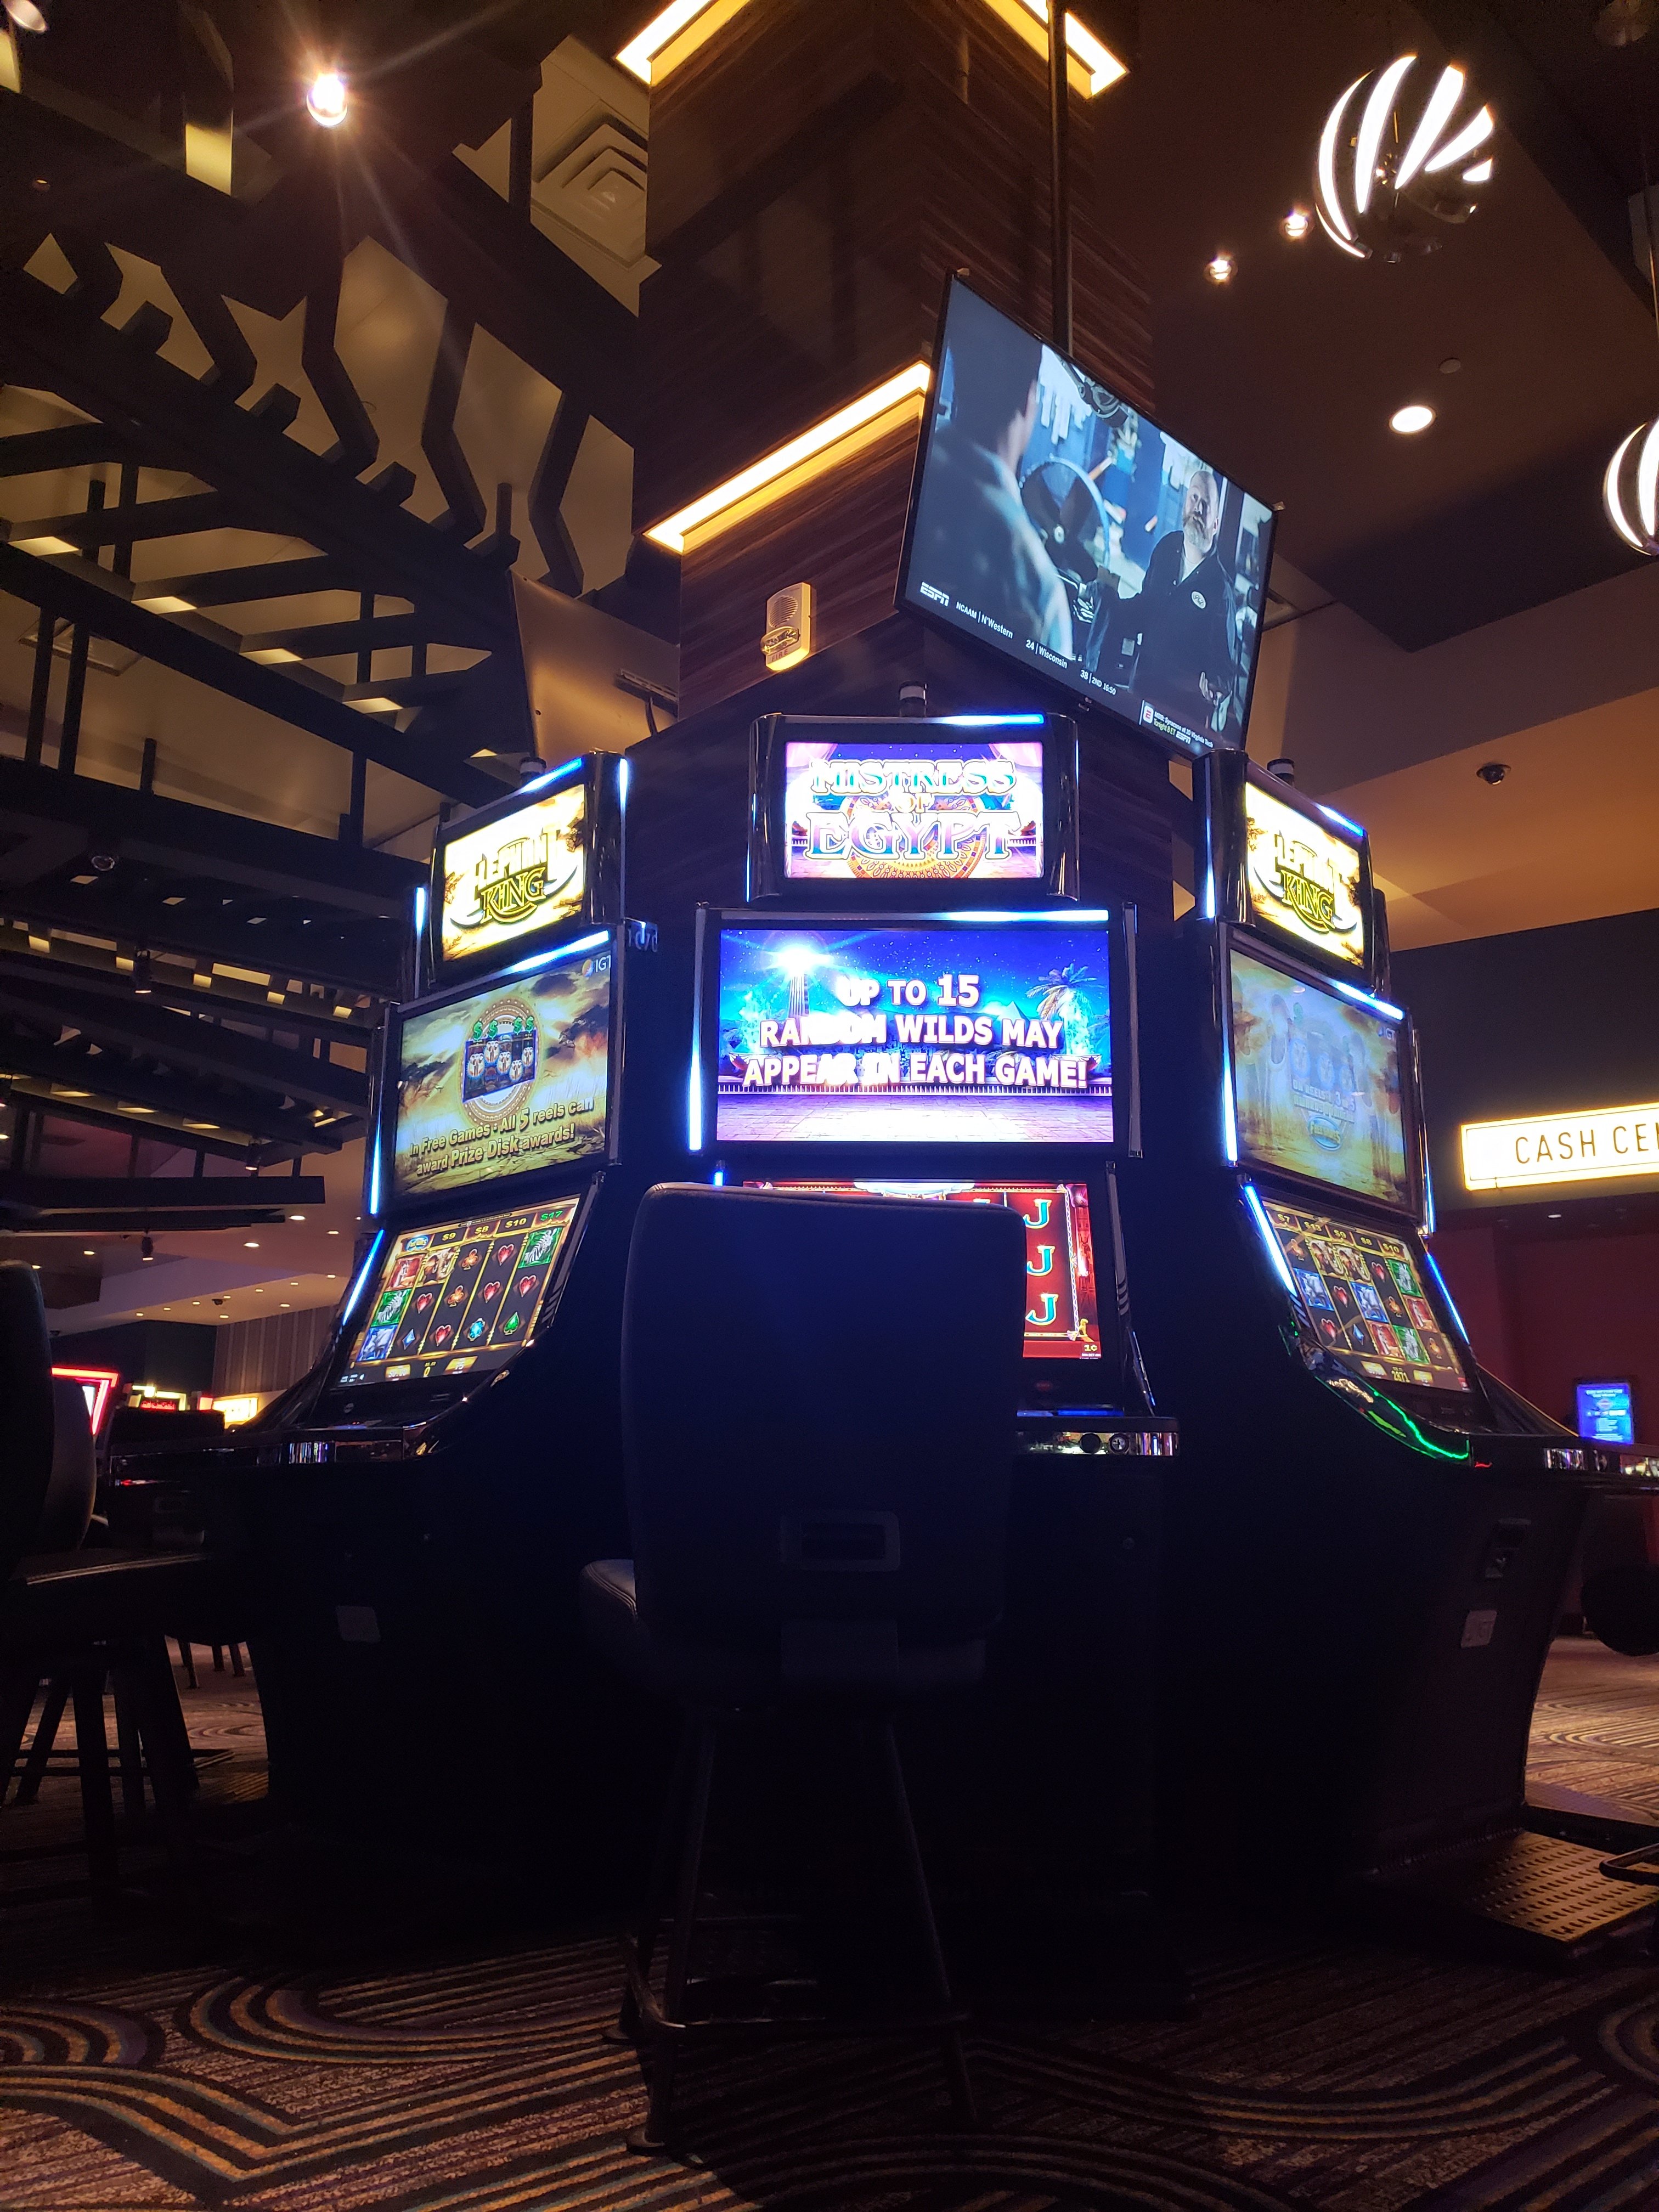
[{"xmin": 1462, "ymin": 1101, "xmax": 1659, "ymax": 1192}]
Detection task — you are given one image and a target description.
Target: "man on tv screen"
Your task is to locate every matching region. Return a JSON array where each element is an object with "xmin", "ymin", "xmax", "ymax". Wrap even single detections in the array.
[
  {"xmin": 1121, "ymin": 465, "xmax": 1240, "ymax": 730},
  {"xmin": 909, "ymin": 295, "xmax": 1074, "ymax": 659}
]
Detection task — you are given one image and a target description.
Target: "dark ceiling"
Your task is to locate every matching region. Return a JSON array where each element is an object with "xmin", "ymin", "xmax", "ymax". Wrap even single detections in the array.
[{"xmin": 1096, "ymin": 0, "xmax": 1659, "ymax": 649}]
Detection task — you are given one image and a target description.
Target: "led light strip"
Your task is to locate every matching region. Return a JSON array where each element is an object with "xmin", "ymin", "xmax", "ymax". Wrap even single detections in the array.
[
  {"xmin": 619, "ymin": 0, "xmax": 1125, "ymax": 95},
  {"xmin": 644, "ymin": 362, "xmax": 932, "ymax": 553}
]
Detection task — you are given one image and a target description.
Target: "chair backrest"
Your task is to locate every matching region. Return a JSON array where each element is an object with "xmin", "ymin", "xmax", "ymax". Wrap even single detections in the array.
[
  {"xmin": 0, "ymin": 1262, "xmax": 56, "ymax": 1582},
  {"xmin": 37, "ymin": 1378, "xmax": 97, "ymax": 1553},
  {"xmin": 621, "ymin": 1185, "xmax": 1026, "ymax": 1661}
]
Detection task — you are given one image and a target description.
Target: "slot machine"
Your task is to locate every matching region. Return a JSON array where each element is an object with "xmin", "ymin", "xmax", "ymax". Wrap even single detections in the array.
[
  {"xmin": 1125, "ymin": 753, "xmax": 1633, "ymax": 1948},
  {"xmin": 238, "ymin": 756, "xmax": 674, "ymax": 1849},
  {"xmin": 679, "ymin": 713, "xmax": 1176, "ymax": 1898}
]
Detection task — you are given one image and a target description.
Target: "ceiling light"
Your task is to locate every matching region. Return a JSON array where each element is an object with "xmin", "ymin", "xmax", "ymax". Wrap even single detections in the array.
[
  {"xmin": 328, "ymin": 1228, "xmax": 340, "ymax": 1235},
  {"xmin": 4, "ymin": 1, "xmax": 49, "ymax": 33},
  {"xmin": 1204, "ymin": 252, "xmax": 1236, "ymax": 284},
  {"xmin": 1390, "ymin": 404, "xmax": 1435, "ymax": 434},
  {"xmin": 132, "ymin": 947, "xmax": 153, "ymax": 995},
  {"xmin": 1605, "ymin": 419, "xmax": 1658, "ymax": 556},
  {"xmin": 140, "ymin": 1233, "xmax": 154, "ymax": 1261},
  {"xmin": 83, "ymin": 1247, "xmax": 94, "ymax": 1256},
  {"xmin": 1280, "ymin": 208, "xmax": 1311, "ymax": 241},
  {"xmin": 306, "ymin": 70, "xmax": 348, "ymax": 127},
  {"xmin": 244, "ymin": 1239, "xmax": 259, "ymax": 1248},
  {"xmin": 645, "ymin": 362, "xmax": 932, "ymax": 553},
  {"xmin": 1314, "ymin": 56, "xmax": 1496, "ymax": 263},
  {"xmin": 289, "ymin": 1213, "xmax": 305, "ymax": 1221}
]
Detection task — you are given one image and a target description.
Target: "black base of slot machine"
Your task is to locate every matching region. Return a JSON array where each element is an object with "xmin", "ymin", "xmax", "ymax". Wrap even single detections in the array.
[
  {"xmin": 644, "ymin": 706, "xmax": 1183, "ymax": 1990},
  {"xmin": 221, "ymin": 763, "xmax": 681, "ymax": 1882},
  {"xmin": 1122, "ymin": 756, "xmax": 1640, "ymax": 1961}
]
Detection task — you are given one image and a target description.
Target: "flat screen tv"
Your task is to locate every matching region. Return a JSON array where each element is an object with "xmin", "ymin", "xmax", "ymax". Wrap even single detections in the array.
[
  {"xmin": 696, "ymin": 911, "xmax": 1121, "ymax": 1149},
  {"xmin": 336, "ymin": 1194, "xmax": 585, "ymax": 1389},
  {"xmin": 428, "ymin": 755, "xmax": 624, "ymax": 981},
  {"xmin": 1227, "ymin": 940, "xmax": 1415, "ymax": 1212},
  {"xmin": 748, "ymin": 713, "xmax": 1079, "ymax": 902},
  {"xmin": 387, "ymin": 933, "xmax": 614, "ymax": 1208},
  {"xmin": 742, "ymin": 1178, "xmax": 1102, "ymax": 1360},
  {"xmin": 1256, "ymin": 1194, "xmax": 1472, "ymax": 1398},
  {"xmin": 899, "ymin": 276, "xmax": 1276, "ymax": 759}
]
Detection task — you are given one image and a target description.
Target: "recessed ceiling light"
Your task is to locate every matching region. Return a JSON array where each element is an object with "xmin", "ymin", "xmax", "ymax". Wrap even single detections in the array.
[
  {"xmin": 1204, "ymin": 251, "xmax": 1237, "ymax": 285},
  {"xmin": 1390, "ymin": 403, "xmax": 1435, "ymax": 434},
  {"xmin": 83, "ymin": 1247, "xmax": 94, "ymax": 1256},
  {"xmin": 1439, "ymin": 357, "xmax": 1462, "ymax": 375},
  {"xmin": 290, "ymin": 1213, "xmax": 305, "ymax": 1220},
  {"xmin": 306, "ymin": 70, "xmax": 348, "ymax": 127},
  {"xmin": 328, "ymin": 1228, "xmax": 340, "ymax": 1235},
  {"xmin": 1280, "ymin": 207, "xmax": 1311, "ymax": 240},
  {"xmin": 244, "ymin": 1239, "xmax": 259, "ymax": 1248}
]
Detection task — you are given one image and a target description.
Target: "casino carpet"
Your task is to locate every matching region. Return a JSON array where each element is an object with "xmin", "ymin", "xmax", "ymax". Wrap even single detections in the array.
[{"xmin": 1, "ymin": 1645, "xmax": 1658, "ymax": 2210}]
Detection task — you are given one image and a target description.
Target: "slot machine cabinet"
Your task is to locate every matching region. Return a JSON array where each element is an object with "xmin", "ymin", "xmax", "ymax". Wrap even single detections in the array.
[
  {"xmin": 1122, "ymin": 758, "xmax": 1640, "ymax": 1956},
  {"xmin": 231, "ymin": 763, "xmax": 679, "ymax": 1870}
]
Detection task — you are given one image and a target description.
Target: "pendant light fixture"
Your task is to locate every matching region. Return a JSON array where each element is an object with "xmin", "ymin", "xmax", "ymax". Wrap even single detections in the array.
[
  {"xmin": 1313, "ymin": 53, "xmax": 1496, "ymax": 263},
  {"xmin": 1603, "ymin": 153, "xmax": 1659, "ymax": 557}
]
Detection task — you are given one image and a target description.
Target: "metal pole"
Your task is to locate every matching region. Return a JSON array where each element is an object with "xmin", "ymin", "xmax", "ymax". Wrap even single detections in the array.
[{"xmin": 1048, "ymin": 1, "xmax": 1072, "ymax": 355}]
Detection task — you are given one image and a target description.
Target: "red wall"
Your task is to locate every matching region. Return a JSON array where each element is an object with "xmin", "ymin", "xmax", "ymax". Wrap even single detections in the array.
[{"xmin": 1431, "ymin": 1224, "xmax": 1659, "ymax": 1448}]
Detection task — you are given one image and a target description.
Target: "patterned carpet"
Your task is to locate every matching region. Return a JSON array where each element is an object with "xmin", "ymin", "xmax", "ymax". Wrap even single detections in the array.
[{"xmin": 1, "ymin": 1645, "xmax": 1657, "ymax": 2210}]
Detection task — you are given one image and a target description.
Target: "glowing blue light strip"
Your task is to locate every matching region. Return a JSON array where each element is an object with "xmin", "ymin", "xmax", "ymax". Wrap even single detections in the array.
[
  {"xmin": 412, "ymin": 884, "xmax": 427, "ymax": 935},
  {"xmin": 617, "ymin": 757, "xmax": 631, "ymax": 810},
  {"xmin": 1422, "ymin": 1155, "xmax": 1437, "ymax": 1235},
  {"xmin": 1331, "ymin": 977, "xmax": 1404, "ymax": 1021},
  {"xmin": 935, "ymin": 908, "xmax": 1112, "ymax": 923},
  {"xmin": 1423, "ymin": 1249, "xmax": 1470, "ymax": 1343},
  {"xmin": 712, "ymin": 1167, "xmax": 725, "ymax": 1186},
  {"xmin": 515, "ymin": 757, "xmax": 584, "ymax": 795},
  {"xmin": 935, "ymin": 712, "xmax": 1047, "ymax": 727},
  {"xmin": 366, "ymin": 1134, "xmax": 382, "ymax": 1218},
  {"xmin": 1316, "ymin": 801, "xmax": 1365, "ymax": 838},
  {"xmin": 340, "ymin": 1230, "xmax": 386, "ymax": 1325},
  {"xmin": 1220, "ymin": 1017, "xmax": 1238, "ymax": 1163},
  {"xmin": 688, "ymin": 940, "xmax": 705, "ymax": 1151},
  {"xmin": 504, "ymin": 928, "xmax": 609, "ymax": 975},
  {"xmin": 1242, "ymin": 1183, "xmax": 1299, "ymax": 1299}
]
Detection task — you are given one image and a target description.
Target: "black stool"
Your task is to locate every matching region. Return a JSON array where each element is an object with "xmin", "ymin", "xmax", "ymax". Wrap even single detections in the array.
[{"xmin": 580, "ymin": 1184, "xmax": 1025, "ymax": 2152}]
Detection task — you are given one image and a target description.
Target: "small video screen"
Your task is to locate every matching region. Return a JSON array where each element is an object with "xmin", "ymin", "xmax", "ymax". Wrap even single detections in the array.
[
  {"xmin": 902, "ymin": 279, "xmax": 1274, "ymax": 758},
  {"xmin": 713, "ymin": 918, "xmax": 1113, "ymax": 1146},
  {"xmin": 338, "ymin": 1197, "xmax": 582, "ymax": 1387},
  {"xmin": 1243, "ymin": 777, "xmax": 1367, "ymax": 973},
  {"xmin": 1576, "ymin": 1380, "xmax": 1635, "ymax": 1448},
  {"xmin": 1229, "ymin": 949, "xmax": 1410, "ymax": 1211},
  {"xmin": 437, "ymin": 780, "xmax": 588, "ymax": 970},
  {"xmin": 1261, "ymin": 1198, "xmax": 1470, "ymax": 1396},
  {"xmin": 744, "ymin": 1180, "xmax": 1101, "ymax": 1358},
  {"xmin": 392, "ymin": 943, "xmax": 612, "ymax": 1206},
  {"xmin": 781, "ymin": 737, "xmax": 1045, "ymax": 885}
]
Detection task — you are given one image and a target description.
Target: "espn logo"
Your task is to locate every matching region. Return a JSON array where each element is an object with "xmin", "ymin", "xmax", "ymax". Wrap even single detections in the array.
[{"xmin": 918, "ymin": 581, "xmax": 950, "ymax": 606}]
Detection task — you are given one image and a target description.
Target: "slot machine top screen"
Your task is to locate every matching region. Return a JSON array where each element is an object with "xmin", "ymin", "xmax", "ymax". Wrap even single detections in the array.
[
  {"xmin": 743, "ymin": 1179, "xmax": 1101, "ymax": 1360},
  {"xmin": 434, "ymin": 774, "xmax": 589, "ymax": 975},
  {"xmin": 1242, "ymin": 775, "xmax": 1367, "ymax": 974},
  {"xmin": 899, "ymin": 278, "xmax": 1275, "ymax": 759},
  {"xmin": 337, "ymin": 1197, "xmax": 582, "ymax": 1388},
  {"xmin": 1258, "ymin": 1197, "xmax": 1471, "ymax": 1398},
  {"xmin": 390, "ymin": 938, "xmax": 613, "ymax": 1207},
  {"xmin": 707, "ymin": 915, "xmax": 1114, "ymax": 1147},
  {"xmin": 1228, "ymin": 945, "xmax": 1412, "ymax": 1212}
]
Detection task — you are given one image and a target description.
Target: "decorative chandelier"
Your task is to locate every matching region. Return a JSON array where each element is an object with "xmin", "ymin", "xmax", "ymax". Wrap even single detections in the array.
[{"xmin": 1313, "ymin": 54, "xmax": 1496, "ymax": 263}]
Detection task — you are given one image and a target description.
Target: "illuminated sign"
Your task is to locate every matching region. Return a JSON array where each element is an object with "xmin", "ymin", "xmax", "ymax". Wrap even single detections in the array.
[
  {"xmin": 1243, "ymin": 780, "xmax": 1364, "ymax": 969},
  {"xmin": 1577, "ymin": 1380, "xmax": 1635, "ymax": 1449},
  {"xmin": 1461, "ymin": 1102, "xmax": 1659, "ymax": 1192},
  {"xmin": 438, "ymin": 785, "xmax": 586, "ymax": 968},
  {"xmin": 52, "ymin": 1364, "xmax": 119, "ymax": 1432},
  {"xmin": 782, "ymin": 740, "xmax": 1043, "ymax": 884}
]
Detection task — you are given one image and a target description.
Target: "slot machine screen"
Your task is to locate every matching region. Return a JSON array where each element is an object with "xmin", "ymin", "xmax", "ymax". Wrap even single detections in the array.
[
  {"xmin": 390, "ymin": 938, "xmax": 612, "ymax": 1206},
  {"xmin": 336, "ymin": 1197, "xmax": 583, "ymax": 1387},
  {"xmin": 435, "ymin": 778, "xmax": 588, "ymax": 973},
  {"xmin": 781, "ymin": 736, "xmax": 1045, "ymax": 883},
  {"xmin": 708, "ymin": 916, "xmax": 1114, "ymax": 1147},
  {"xmin": 1242, "ymin": 776, "xmax": 1367, "ymax": 973},
  {"xmin": 1257, "ymin": 1197, "xmax": 1471, "ymax": 1397},
  {"xmin": 743, "ymin": 1180, "xmax": 1101, "ymax": 1359},
  {"xmin": 898, "ymin": 276, "xmax": 1275, "ymax": 758},
  {"xmin": 1576, "ymin": 1380, "xmax": 1635, "ymax": 1448},
  {"xmin": 1228, "ymin": 946, "xmax": 1412, "ymax": 1210}
]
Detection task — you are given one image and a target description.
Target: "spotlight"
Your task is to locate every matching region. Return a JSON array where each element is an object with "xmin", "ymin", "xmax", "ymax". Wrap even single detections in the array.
[
  {"xmin": 132, "ymin": 947, "xmax": 153, "ymax": 995},
  {"xmin": 140, "ymin": 1233, "xmax": 154, "ymax": 1261},
  {"xmin": 3, "ymin": 1, "xmax": 49, "ymax": 33},
  {"xmin": 306, "ymin": 70, "xmax": 348, "ymax": 126},
  {"xmin": 1204, "ymin": 251, "xmax": 1237, "ymax": 285},
  {"xmin": 1390, "ymin": 403, "xmax": 1435, "ymax": 434},
  {"xmin": 1280, "ymin": 207, "xmax": 1311, "ymax": 240}
]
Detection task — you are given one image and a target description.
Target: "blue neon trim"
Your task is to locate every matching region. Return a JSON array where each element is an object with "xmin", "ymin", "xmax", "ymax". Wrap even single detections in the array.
[
  {"xmin": 1220, "ymin": 1024, "xmax": 1238, "ymax": 1163},
  {"xmin": 412, "ymin": 884, "xmax": 427, "ymax": 933},
  {"xmin": 1316, "ymin": 802, "xmax": 1365, "ymax": 839},
  {"xmin": 366, "ymin": 1135, "xmax": 382, "ymax": 1218},
  {"xmin": 340, "ymin": 1231, "xmax": 385, "ymax": 1325},
  {"xmin": 1242, "ymin": 1183, "xmax": 1298, "ymax": 1298},
  {"xmin": 934, "ymin": 908, "xmax": 1111, "ymax": 923},
  {"xmin": 1422, "ymin": 1155, "xmax": 1436, "ymax": 1235},
  {"xmin": 617, "ymin": 757, "xmax": 630, "ymax": 809},
  {"xmin": 516, "ymin": 757, "xmax": 584, "ymax": 794},
  {"xmin": 935, "ymin": 712, "xmax": 1047, "ymax": 727},
  {"xmin": 504, "ymin": 928, "xmax": 609, "ymax": 975},
  {"xmin": 1331, "ymin": 977, "xmax": 1404, "ymax": 1021},
  {"xmin": 687, "ymin": 1057, "xmax": 703, "ymax": 1153},
  {"xmin": 712, "ymin": 1168, "xmax": 725, "ymax": 1186},
  {"xmin": 1423, "ymin": 1249, "xmax": 1470, "ymax": 1343},
  {"xmin": 1201, "ymin": 865, "xmax": 1216, "ymax": 922}
]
